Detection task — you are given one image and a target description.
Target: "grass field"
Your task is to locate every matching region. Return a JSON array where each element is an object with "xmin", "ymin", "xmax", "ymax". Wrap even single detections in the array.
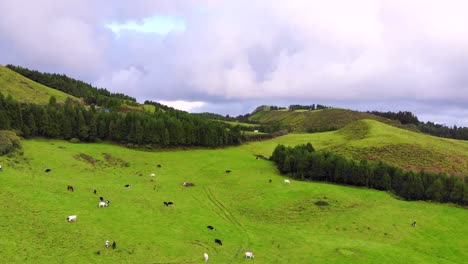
[
  {"xmin": 249, "ymin": 108, "xmax": 400, "ymax": 132},
  {"xmin": 0, "ymin": 65, "xmax": 79, "ymax": 104},
  {"xmin": 245, "ymin": 120, "xmax": 468, "ymax": 176},
  {"xmin": 0, "ymin": 135, "xmax": 467, "ymax": 263}
]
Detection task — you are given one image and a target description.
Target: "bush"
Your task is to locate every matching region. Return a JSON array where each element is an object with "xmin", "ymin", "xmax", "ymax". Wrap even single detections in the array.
[{"xmin": 0, "ymin": 130, "xmax": 21, "ymax": 155}]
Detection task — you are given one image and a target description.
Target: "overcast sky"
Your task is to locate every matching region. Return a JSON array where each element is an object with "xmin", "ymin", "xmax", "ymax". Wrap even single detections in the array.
[{"xmin": 0, "ymin": 0, "xmax": 467, "ymax": 126}]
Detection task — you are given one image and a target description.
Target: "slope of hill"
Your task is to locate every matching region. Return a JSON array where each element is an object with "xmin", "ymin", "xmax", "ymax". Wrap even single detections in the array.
[
  {"xmin": 0, "ymin": 65, "xmax": 78, "ymax": 104},
  {"xmin": 249, "ymin": 108, "xmax": 401, "ymax": 132},
  {"xmin": 247, "ymin": 119, "xmax": 468, "ymax": 176},
  {"xmin": 0, "ymin": 139, "xmax": 466, "ymax": 263}
]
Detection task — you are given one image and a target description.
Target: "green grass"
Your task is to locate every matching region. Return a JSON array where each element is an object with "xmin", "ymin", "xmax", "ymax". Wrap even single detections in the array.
[
  {"xmin": 0, "ymin": 65, "xmax": 79, "ymax": 104},
  {"xmin": 245, "ymin": 119, "xmax": 468, "ymax": 176},
  {"xmin": 215, "ymin": 120, "xmax": 260, "ymax": 127},
  {"xmin": 249, "ymin": 108, "xmax": 400, "ymax": 132},
  {"xmin": 0, "ymin": 136, "xmax": 467, "ymax": 263}
]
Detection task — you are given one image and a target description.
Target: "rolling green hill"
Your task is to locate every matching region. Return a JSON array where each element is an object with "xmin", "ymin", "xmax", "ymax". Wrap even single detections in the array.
[
  {"xmin": 0, "ymin": 139, "xmax": 466, "ymax": 263},
  {"xmin": 0, "ymin": 65, "xmax": 79, "ymax": 104},
  {"xmin": 249, "ymin": 108, "xmax": 401, "ymax": 132},
  {"xmin": 246, "ymin": 119, "xmax": 468, "ymax": 176}
]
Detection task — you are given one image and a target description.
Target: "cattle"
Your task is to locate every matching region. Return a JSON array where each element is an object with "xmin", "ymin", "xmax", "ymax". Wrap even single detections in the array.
[
  {"xmin": 412, "ymin": 221, "xmax": 417, "ymax": 227},
  {"xmin": 151, "ymin": 173, "xmax": 156, "ymax": 177},
  {"xmin": 214, "ymin": 239, "xmax": 222, "ymax": 246},
  {"xmin": 0, "ymin": 165, "xmax": 2, "ymax": 171},
  {"xmin": 269, "ymin": 179, "xmax": 272, "ymax": 183},
  {"xmin": 105, "ymin": 240, "xmax": 109, "ymax": 249},
  {"xmin": 106, "ymin": 200, "xmax": 110, "ymax": 206},
  {"xmin": 182, "ymin": 182, "xmax": 195, "ymax": 187},
  {"xmin": 204, "ymin": 253, "xmax": 209, "ymax": 262},
  {"xmin": 93, "ymin": 189, "xmax": 97, "ymax": 194},
  {"xmin": 124, "ymin": 184, "xmax": 131, "ymax": 188},
  {"xmin": 225, "ymin": 170, "xmax": 231, "ymax": 173},
  {"xmin": 99, "ymin": 196, "xmax": 104, "ymax": 202},
  {"xmin": 284, "ymin": 179, "xmax": 291, "ymax": 184},
  {"xmin": 98, "ymin": 201, "xmax": 107, "ymax": 207},
  {"xmin": 66, "ymin": 215, "xmax": 77, "ymax": 222},
  {"xmin": 245, "ymin": 252, "xmax": 254, "ymax": 258},
  {"xmin": 45, "ymin": 169, "xmax": 51, "ymax": 173},
  {"xmin": 207, "ymin": 225, "xmax": 216, "ymax": 230},
  {"xmin": 67, "ymin": 185, "xmax": 74, "ymax": 192},
  {"xmin": 157, "ymin": 164, "xmax": 162, "ymax": 168},
  {"xmin": 163, "ymin": 201, "xmax": 174, "ymax": 206},
  {"xmin": 112, "ymin": 241, "xmax": 116, "ymax": 249}
]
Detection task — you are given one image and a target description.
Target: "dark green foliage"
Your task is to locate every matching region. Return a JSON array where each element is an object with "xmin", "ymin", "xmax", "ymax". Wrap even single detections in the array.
[
  {"xmin": 271, "ymin": 144, "xmax": 468, "ymax": 205},
  {"xmin": 0, "ymin": 130, "xmax": 21, "ymax": 155},
  {"xmin": 0, "ymin": 93, "xmax": 242, "ymax": 148}
]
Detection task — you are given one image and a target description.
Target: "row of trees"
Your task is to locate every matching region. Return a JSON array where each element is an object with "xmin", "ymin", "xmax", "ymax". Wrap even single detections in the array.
[
  {"xmin": 288, "ymin": 104, "xmax": 330, "ymax": 111},
  {"xmin": 369, "ymin": 110, "xmax": 468, "ymax": 140},
  {"xmin": 0, "ymin": 93, "xmax": 242, "ymax": 147},
  {"xmin": 6, "ymin": 65, "xmax": 136, "ymax": 108},
  {"xmin": 271, "ymin": 144, "xmax": 468, "ymax": 205}
]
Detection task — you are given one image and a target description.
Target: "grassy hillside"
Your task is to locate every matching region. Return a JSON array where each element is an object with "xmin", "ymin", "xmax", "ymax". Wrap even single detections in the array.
[
  {"xmin": 0, "ymin": 65, "xmax": 79, "ymax": 104},
  {"xmin": 249, "ymin": 108, "xmax": 400, "ymax": 132},
  {"xmin": 0, "ymin": 139, "xmax": 466, "ymax": 263},
  {"xmin": 246, "ymin": 119, "xmax": 468, "ymax": 176}
]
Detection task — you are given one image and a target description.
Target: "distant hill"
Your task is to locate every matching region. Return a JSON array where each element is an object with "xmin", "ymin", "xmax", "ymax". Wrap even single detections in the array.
[
  {"xmin": 249, "ymin": 107, "xmax": 401, "ymax": 132},
  {"xmin": 248, "ymin": 119, "xmax": 468, "ymax": 176},
  {"xmin": 0, "ymin": 65, "xmax": 79, "ymax": 104}
]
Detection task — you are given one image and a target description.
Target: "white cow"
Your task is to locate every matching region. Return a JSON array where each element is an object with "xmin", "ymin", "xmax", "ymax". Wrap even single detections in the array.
[
  {"xmin": 150, "ymin": 173, "xmax": 156, "ymax": 177},
  {"xmin": 67, "ymin": 215, "xmax": 77, "ymax": 222},
  {"xmin": 204, "ymin": 253, "xmax": 209, "ymax": 262},
  {"xmin": 245, "ymin": 251, "xmax": 254, "ymax": 258},
  {"xmin": 105, "ymin": 240, "xmax": 109, "ymax": 249},
  {"xmin": 284, "ymin": 179, "xmax": 291, "ymax": 184},
  {"xmin": 98, "ymin": 201, "xmax": 107, "ymax": 207}
]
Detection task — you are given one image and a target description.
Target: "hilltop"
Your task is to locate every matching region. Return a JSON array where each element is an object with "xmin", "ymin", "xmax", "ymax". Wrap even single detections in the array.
[
  {"xmin": 249, "ymin": 107, "xmax": 401, "ymax": 132},
  {"xmin": 246, "ymin": 119, "xmax": 468, "ymax": 176},
  {"xmin": 0, "ymin": 65, "xmax": 79, "ymax": 104}
]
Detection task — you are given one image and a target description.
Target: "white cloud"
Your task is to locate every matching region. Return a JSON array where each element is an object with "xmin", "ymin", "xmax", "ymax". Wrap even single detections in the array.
[{"xmin": 158, "ymin": 100, "xmax": 206, "ymax": 112}]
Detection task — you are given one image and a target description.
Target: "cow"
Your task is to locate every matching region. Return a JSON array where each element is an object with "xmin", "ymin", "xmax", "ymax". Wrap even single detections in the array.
[
  {"xmin": 124, "ymin": 184, "xmax": 131, "ymax": 188},
  {"xmin": 0, "ymin": 165, "xmax": 2, "ymax": 171},
  {"xmin": 99, "ymin": 201, "xmax": 107, "ymax": 207},
  {"xmin": 93, "ymin": 189, "xmax": 97, "ymax": 194},
  {"xmin": 214, "ymin": 239, "xmax": 222, "ymax": 246},
  {"xmin": 106, "ymin": 200, "xmax": 110, "ymax": 206},
  {"xmin": 99, "ymin": 196, "xmax": 104, "ymax": 202},
  {"xmin": 183, "ymin": 182, "xmax": 195, "ymax": 187},
  {"xmin": 151, "ymin": 173, "xmax": 156, "ymax": 177},
  {"xmin": 163, "ymin": 201, "xmax": 174, "ymax": 206},
  {"xmin": 204, "ymin": 253, "xmax": 209, "ymax": 262},
  {"xmin": 245, "ymin": 252, "xmax": 254, "ymax": 258},
  {"xmin": 45, "ymin": 169, "xmax": 51, "ymax": 173},
  {"xmin": 207, "ymin": 225, "xmax": 216, "ymax": 230},
  {"xmin": 269, "ymin": 179, "xmax": 272, "ymax": 183},
  {"xmin": 157, "ymin": 164, "xmax": 162, "ymax": 168},
  {"xmin": 112, "ymin": 241, "xmax": 116, "ymax": 249},
  {"xmin": 66, "ymin": 215, "xmax": 77, "ymax": 222},
  {"xmin": 105, "ymin": 240, "xmax": 109, "ymax": 249},
  {"xmin": 67, "ymin": 185, "xmax": 74, "ymax": 192},
  {"xmin": 412, "ymin": 221, "xmax": 417, "ymax": 227},
  {"xmin": 225, "ymin": 170, "xmax": 231, "ymax": 173},
  {"xmin": 284, "ymin": 179, "xmax": 291, "ymax": 184}
]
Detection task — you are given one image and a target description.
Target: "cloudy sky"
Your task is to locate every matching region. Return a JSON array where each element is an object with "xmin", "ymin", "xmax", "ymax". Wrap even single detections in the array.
[{"xmin": 0, "ymin": 0, "xmax": 467, "ymax": 126}]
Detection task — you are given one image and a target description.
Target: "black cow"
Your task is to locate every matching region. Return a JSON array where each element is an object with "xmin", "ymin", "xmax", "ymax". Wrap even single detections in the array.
[
  {"xmin": 412, "ymin": 221, "xmax": 417, "ymax": 227},
  {"xmin": 214, "ymin": 239, "xmax": 222, "ymax": 245},
  {"xmin": 207, "ymin": 225, "xmax": 216, "ymax": 230},
  {"xmin": 225, "ymin": 170, "xmax": 231, "ymax": 173},
  {"xmin": 67, "ymin": 185, "xmax": 74, "ymax": 192},
  {"xmin": 93, "ymin": 189, "xmax": 97, "ymax": 194},
  {"xmin": 157, "ymin": 164, "xmax": 162, "ymax": 168},
  {"xmin": 124, "ymin": 184, "xmax": 131, "ymax": 188},
  {"xmin": 269, "ymin": 179, "xmax": 272, "ymax": 183},
  {"xmin": 45, "ymin": 169, "xmax": 51, "ymax": 173},
  {"xmin": 164, "ymin": 201, "xmax": 174, "ymax": 206},
  {"xmin": 112, "ymin": 241, "xmax": 116, "ymax": 249},
  {"xmin": 99, "ymin": 197, "xmax": 104, "ymax": 202}
]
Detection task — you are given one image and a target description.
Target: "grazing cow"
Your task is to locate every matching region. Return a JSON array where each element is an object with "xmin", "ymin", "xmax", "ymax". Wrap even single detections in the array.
[
  {"xmin": 164, "ymin": 201, "xmax": 174, "ymax": 206},
  {"xmin": 105, "ymin": 240, "xmax": 109, "ymax": 249},
  {"xmin": 183, "ymin": 182, "xmax": 195, "ymax": 187},
  {"xmin": 225, "ymin": 170, "xmax": 231, "ymax": 173},
  {"xmin": 151, "ymin": 173, "xmax": 156, "ymax": 177},
  {"xmin": 66, "ymin": 215, "xmax": 77, "ymax": 222},
  {"xmin": 214, "ymin": 239, "xmax": 222, "ymax": 246},
  {"xmin": 157, "ymin": 164, "xmax": 162, "ymax": 168},
  {"xmin": 245, "ymin": 252, "xmax": 254, "ymax": 258},
  {"xmin": 106, "ymin": 200, "xmax": 110, "ymax": 206},
  {"xmin": 93, "ymin": 189, "xmax": 97, "ymax": 194},
  {"xmin": 96, "ymin": 250, "xmax": 100, "ymax": 255},
  {"xmin": 112, "ymin": 241, "xmax": 116, "ymax": 249},
  {"xmin": 67, "ymin": 185, "xmax": 74, "ymax": 192},
  {"xmin": 412, "ymin": 221, "xmax": 417, "ymax": 227},
  {"xmin": 99, "ymin": 196, "xmax": 104, "ymax": 202},
  {"xmin": 98, "ymin": 201, "xmax": 107, "ymax": 207},
  {"xmin": 269, "ymin": 179, "xmax": 272, "ymax": 183},
  {"xmin": 45, "ymin": 169, "xmax": 51, "ymax": 173},
  {"xmin": 124, "ymin": 184, "xmax": 131, "ymax": 188},
  {"xmin": 204, "ymin": 253, "xmax": 209, "ymax": 262},
  {"xmin": 284, "ymin": 179, "xmax": 291, "ymax": 184},
  {"xmin": 0, "ymin": 165, "xmax": 2, "ymax": 171},
  {"xmin": 207, "ymin": 225, "xmax": 216, "ymax": 230}
]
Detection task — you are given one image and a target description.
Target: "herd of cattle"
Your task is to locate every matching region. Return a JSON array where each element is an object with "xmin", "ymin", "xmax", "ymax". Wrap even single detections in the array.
[{"xmin": 60, "ymin": 162, "xmax": 265, "ymax": 261}]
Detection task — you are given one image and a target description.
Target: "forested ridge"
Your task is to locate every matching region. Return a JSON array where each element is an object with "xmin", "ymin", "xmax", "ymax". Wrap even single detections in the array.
[
  {"xmin": 271, "ymin": 144, "xmax": 468, "ymax": 205},
  {"xmin": 0, "ymin": 93, "xmax": 242, "ymax": 147}
]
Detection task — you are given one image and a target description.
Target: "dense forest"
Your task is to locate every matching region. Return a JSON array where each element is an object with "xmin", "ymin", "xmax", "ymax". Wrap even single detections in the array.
[
  {"xmin": 6, "ymin": 65, "xmax": 136, "ymax": 108},
  {"xmin": 369, "ymin": 110, "xmax": 468, "ymax": 140},
  {"xmin": 271, "ymin": 144, "xmax": 468, "ymax": 205},
  {"xmin": 0, "ymin": 93, "xmax": 242, "ymax": 147}
]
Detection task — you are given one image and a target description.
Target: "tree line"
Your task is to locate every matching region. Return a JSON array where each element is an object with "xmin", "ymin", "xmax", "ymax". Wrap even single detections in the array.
[
  {"xmin": 0, "ymin": 93, "xmax": 242, "ymax": 147},
  {"xmin": 6, "ymin": 65, "xmax": 136, "ymax": 108},
  {"xmin": 369, "ymin": 110, "xmax": 468, "ymax": 140},
  {"xmin": 288, "ymin": 104, "xmax": 330, "ymax": 111},
  {"xmin": 271, "ymin": 144, "xmax": 468, "ymax": 205}
]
